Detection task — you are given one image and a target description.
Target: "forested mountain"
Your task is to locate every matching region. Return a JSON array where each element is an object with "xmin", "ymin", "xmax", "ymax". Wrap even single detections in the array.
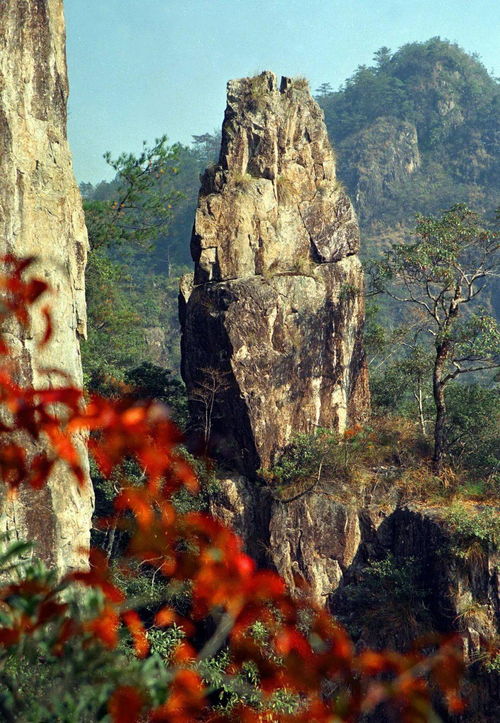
[
  {"xmin": 317, "ymin": 38, "xmax": 499, "ymax": 235},
  {"xmin": 3, "ymin": 21, "xmax": 497, "ymax": 717}
]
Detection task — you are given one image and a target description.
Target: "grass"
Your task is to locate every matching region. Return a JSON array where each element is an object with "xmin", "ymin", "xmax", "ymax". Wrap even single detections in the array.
[
  {"xmin": 262, "ymin": 415, "xmax": 500, "ymax": 509},
  {"xmin": 276, "ymin": 175, "xmax": 296, "ymax": 204},
  {"xmin": 443, "ymin": 503, "xmax": 499, "ymax": 557},
  {"xmin": 455, "ymin": 592, "xmax": 493, "ymax": 634},
  {"xmin": 232, "ymin": 172, "xmax": 259, "ymax": 188},
  {"xmin": 291, "ymin": 76, "xmax": 310, "ymax": 91},
  {"xmin": 245, "ymin": 74, "xmax": 271, "ymax": 110}
]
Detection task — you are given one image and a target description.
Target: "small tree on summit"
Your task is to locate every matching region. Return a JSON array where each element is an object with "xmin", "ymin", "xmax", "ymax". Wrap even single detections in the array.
[
  {"xmin": 376, "ymin": 204, "xmax": 500, "ymax": 472},
  {"xmin": 373, "ymin": 46, "xmax": 392, "ymax": 67}
]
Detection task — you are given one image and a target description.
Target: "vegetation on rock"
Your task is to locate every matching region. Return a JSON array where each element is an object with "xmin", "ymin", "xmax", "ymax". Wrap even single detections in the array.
[{"xmin": 317, "ymin": 38, "xmax": 499, "ymax": 229}]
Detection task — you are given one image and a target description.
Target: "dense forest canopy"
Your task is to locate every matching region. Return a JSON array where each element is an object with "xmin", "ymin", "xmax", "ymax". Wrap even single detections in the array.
[{"xmin": 317, "ymin": 38, "xmax": 499, "ymax": 232}]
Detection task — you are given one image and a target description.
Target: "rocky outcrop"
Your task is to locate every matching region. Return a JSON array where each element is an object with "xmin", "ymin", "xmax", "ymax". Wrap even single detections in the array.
[
  {"xmin": 271, "ymin": 498, "xmax": 499, "ymax": 721},
  {"xmin": 338, "ymin": 117, "xmax": 420, "ymax": 223},
  {"xmin": 180, "ymin": 72, "xmax": 369, "ymax": 474},
  {"xmin": 208, "ymin": 474, "xmax": 272, "ymax": 567},
  {"xmin": 0, "ymin": 0, "xmax": 92, "ymax": 572},
  {"xmin": 180, "ymin": 71, "xmax": 497, "ymax": 721},
  {"xmin": 144, "ymin": 327, "xmax": 171, "ymax": 367},
  {"xmin": 270, "ymin": 495, "xmax": 361, "ymax": 605}
]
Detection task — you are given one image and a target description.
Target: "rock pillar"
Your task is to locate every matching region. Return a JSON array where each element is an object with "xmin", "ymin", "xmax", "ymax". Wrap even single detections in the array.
[
  {"xmin": 0, "ymin": 0, "xmax": 92, "ymax": 572},
  {"xmin": 180, "ymin": 72, "xmax": 369, "ymax": 475}
]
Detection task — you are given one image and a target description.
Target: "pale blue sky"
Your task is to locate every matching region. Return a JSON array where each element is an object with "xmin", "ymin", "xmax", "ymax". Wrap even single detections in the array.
[{"xmin": 65, "ymin": 0, "xmax": 500, "ymax": 183}]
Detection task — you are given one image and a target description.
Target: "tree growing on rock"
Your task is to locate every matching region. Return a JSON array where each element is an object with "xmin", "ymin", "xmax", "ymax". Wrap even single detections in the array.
[
  {"xmin": 376, "ymin": 204, "xmax": 499, "ymax": 472},
  {"xmin": 189, "ymin": 366, "xmax": 231, "ymax": 451}
]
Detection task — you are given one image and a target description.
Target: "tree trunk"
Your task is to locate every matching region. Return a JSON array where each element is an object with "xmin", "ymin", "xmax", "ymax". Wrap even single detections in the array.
[
  {"xmin": 414, "ymin": 379, "xmax": 427, "ymax": 437},
  {"xmin": 166, "ymin": 246, "xmax": 172, "ymax": 278},
  {"xmin": 432, "ymin": 345, "xmax": 448, "ymax": 473}
]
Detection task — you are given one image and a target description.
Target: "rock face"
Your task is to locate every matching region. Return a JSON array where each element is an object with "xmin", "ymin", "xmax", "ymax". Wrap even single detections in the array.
[
  {"xmin": 270, "ymin": 495, "xmax": 361, "ymax": 605},
  {"xmin": 0, "ymin": 0, "xmax": 92, "ymax": 572},
  {"xmin": 338, "ymin": 117, "xmax": 420, "ymax": 222},
  {"xmin": 180, "ymin": 72, "xmax": 369, "ymax": 474},
  {"xmin": 181, "ymin": 72, "xmax": 498, "ymax": 720},
  {"xmin": 249, "ymin": 489, "xmax": 500, "ymax": 720}
]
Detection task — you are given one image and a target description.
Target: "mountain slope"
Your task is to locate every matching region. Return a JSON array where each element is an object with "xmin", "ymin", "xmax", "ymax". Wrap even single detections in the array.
[{"xmin": 317, "ymin": 38, "xmax": 499, "ymax": 236}]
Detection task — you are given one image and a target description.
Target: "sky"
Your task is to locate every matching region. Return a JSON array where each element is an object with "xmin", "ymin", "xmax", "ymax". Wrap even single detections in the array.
[{"xmin": 65, "ymin": 0, "xmax": 500, "ymax": 184}]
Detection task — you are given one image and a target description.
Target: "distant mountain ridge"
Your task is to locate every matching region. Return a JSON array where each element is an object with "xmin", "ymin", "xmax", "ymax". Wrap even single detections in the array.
[
  {"xmin": 316, "ymin": 38, "xmax": 499, "ymax": 238},
  {"xmin": 80, "ymin": 38, "xmax": 500, "ymax": 378},
  {"xmin": 83, "ymin": 38, "xmax": 499, "ymax": 268}
]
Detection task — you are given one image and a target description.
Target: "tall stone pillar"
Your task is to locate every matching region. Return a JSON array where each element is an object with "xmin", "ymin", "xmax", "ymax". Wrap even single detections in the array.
[
  {"xmin": 180, "ymin": 72, "xmax": 369, "ymax": 475},
  {"xmin": 0, "ymin": 0, "xmax": 92, "ymax": 572}
]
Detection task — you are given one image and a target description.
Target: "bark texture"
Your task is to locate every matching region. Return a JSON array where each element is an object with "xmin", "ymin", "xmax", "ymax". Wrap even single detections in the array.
[
  {"xmin": 180, "ymin": 72, "xmax": 369, "ymax": 474},
  {"xmin": 0, "ymin": 0, "xmax": 92, "ymax": 572}
]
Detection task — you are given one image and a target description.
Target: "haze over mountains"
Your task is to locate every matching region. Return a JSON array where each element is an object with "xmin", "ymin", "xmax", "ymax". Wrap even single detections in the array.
[{"xmin": 85, "ymin": 38, "xmax": 500, "ymax": 259}]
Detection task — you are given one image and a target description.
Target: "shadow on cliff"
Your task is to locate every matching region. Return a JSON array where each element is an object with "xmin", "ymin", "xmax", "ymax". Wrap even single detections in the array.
[{"xmin": 327, "ymin": 506, "xmax": 499, "ymax": 722}]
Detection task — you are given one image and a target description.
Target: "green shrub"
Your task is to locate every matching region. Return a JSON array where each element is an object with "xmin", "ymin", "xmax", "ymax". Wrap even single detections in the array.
[
  {"xmin": 444, "ymin": 504, "xmax": 499, "ymax": 557},
  {"xmin": 485, "ymin": 653, "xmax": 500, "ymax": 674},
  {"xmin": 336, "ymin": 554, "xmax": 432, "ymax": 644}
]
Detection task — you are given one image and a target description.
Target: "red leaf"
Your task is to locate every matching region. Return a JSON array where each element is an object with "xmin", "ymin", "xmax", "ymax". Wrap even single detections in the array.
[
  {"xmin": 155, "ymin": 606, "xmax": 176, "ymax": 628},
  {"xmin": 68, "ymin": 549, "xmax": 124, "ymax": 604},
  {"xmin": 108, "ymin": 686, "xmax": 144, "ymax": 723},
  {"xmin": 122, "ymin": 610, "xmax": 149, "ymax": 658},
  {"xmin": 87, "ymin": 607, "xmax": 120, "ymax": 649},
  {"xmin": 115, "ymin": 488, "xmax": 154, "ymax": 529},
  {"xmin": 0, "ymin": 443, "xmax": 27, "ymax": 488},
  {"xmin": 0, "ymin": 628, "xmax": 21, "ymax": 646},
  {"xmin": 25, "ymin": 278, "xmax": 49, "ymax": 304},
  {"xmin": 39, "ymin": 305, "xmax": 53, "ymax": 347},
  {"xmin": 28, "ymin": 454, "xmax": 55, "ymax": 489}
]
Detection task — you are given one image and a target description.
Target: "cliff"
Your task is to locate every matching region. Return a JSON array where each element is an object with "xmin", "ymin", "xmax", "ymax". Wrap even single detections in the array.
[
  {"xmin": 180, "ymin": 72, "xmax": 369, "ymax": 475},
  {"xmin": 212, "ymin": 479, "xmax": 499, "ymax": 720},
  {"xmin": 0, "ymin": 0, "xmax": 92, "ymax": 572},
  {"xmin": 338, "ymin": 116, "xmax": 421, "ymax": 223}
]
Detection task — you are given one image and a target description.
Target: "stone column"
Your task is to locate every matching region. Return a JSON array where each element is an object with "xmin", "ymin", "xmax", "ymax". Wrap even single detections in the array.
[{"xmin": 0, "ymin": 0, "xmax": 93, "ymax": 572}]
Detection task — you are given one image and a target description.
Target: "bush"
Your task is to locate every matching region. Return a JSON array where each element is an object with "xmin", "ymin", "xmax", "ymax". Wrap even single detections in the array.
[
  {"xmin": 444, "ymin": 383, "xmax": 499, "ymax": 482},
  {"xmin": 334, "ymin": 554, "xmax": 432, "ymax": 647},
  {"xmin": 444, "ymin": 504, "xmax": 499, "ymax": 557}
]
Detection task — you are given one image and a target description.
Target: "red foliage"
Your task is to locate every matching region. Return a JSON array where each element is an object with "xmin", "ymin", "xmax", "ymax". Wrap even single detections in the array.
[
  {"xmin": 109, "ymin": 686, "xmax": 145, "ymax": 723},
  {"xmin": 0, "ymin": 258, "xmax": 466, "ymax": 721}
]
